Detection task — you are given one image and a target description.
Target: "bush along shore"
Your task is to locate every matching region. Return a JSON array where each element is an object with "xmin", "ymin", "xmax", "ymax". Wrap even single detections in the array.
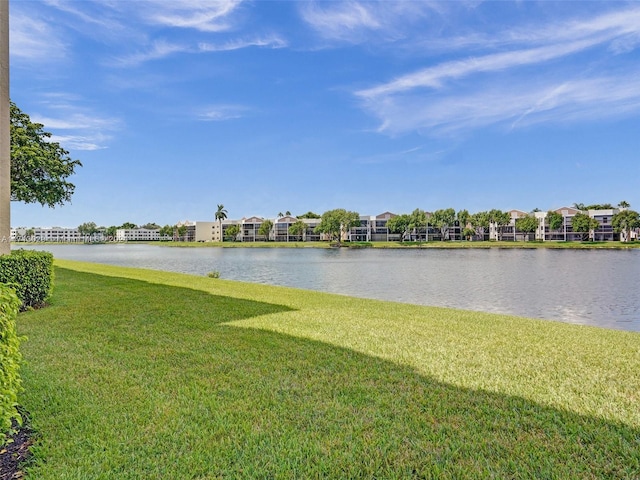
[{"xmin": 14, "ymin": 260, "xmax": 640, "ymax": 478}]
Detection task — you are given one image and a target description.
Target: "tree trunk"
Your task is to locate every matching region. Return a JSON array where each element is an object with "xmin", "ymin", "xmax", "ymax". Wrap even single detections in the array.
[{"xmin": 0, "ymin": 1, "xmax": 10, "ymax": 255}]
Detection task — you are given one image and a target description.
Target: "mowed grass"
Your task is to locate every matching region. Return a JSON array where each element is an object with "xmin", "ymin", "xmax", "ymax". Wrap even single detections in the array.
[{"xmin": 17, "ymin": 260, "xmax": 640, "ymax": 479}]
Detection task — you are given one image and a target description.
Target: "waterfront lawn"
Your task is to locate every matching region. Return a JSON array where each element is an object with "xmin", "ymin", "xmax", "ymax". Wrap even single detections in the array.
[{"xmin": 18, "ymin": 260, "xmax": 640, "ymax": 478}]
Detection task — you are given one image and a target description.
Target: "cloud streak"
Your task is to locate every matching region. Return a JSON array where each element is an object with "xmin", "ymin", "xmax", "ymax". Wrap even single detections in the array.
[
  {"xmin": 10, "ymin": 12, "xmax": 68, "ymax": 62},
  {"xmin": 35, "ymin": 0, "xmax": 261, "ymax": 67},
  {"xmin": 110, "ymin": 40, "xmax": 192, "ymax": 67},
  {"xmin": 354, "ymin": 5, "xmax": 640, "ymax": 136},
  {"xmin": 48, "ymin": 134, "xmax": 111, "ymax": 152},
  {"xmin": 31, "ymin": 101, "xmax": 122, "ymax": 151},
  {"xmin": 198, "ymin": 35, "xmax": 287, "ymax": 52},
  {"xmin": 139, "ymin": 0, "xmax": 244, "ymax": 32},
  {"xmin": 301, "ymin": 1, "xmax": 381, "ymax": 39},
  {"xmin": 364, "ymin": 74, "xmax": 640, "ymax": 137},
  {"xmin": 197, "ymin": 105, "xmax": 249, "ymax": 122},
  {"xmin": 45, "ymin": 0, "xmax": 245, "ymax": 33},
  {"xmin": 300, "ymin": 1, "xmax": 434, "ymax": 43},
  {"xmin": 356, "ymin": 37, "xmax": 608, "ymax": 98},
  {"xmin": 355, "ymin": 145, "xmax": 448, "ymax": 165},
  {"xmin": 113, "ymin": 35, "xmax": 286, "ymax": 66}
]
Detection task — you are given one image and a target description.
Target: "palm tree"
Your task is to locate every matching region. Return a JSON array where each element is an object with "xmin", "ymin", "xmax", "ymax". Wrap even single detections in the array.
[
  {"xmin": 215, "ymin": 204, "xmax": 228, "ymax": 241},
  {"xmin": 215, "ymin": 204, "xmax": 228, "ymax": 222},
  {"xmin": 618, "ymin": 200, "xmax": 630, "ymax": 210}
]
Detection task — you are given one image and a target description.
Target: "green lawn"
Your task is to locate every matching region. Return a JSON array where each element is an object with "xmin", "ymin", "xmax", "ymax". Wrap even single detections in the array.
[{"xmin": 17, "ymin": 260, "xmax": 640, "ymax": 478}]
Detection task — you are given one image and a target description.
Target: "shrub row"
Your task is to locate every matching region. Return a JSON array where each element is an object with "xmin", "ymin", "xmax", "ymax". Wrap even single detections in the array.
[
  {"xmin": 0, "ymin": 250, "xmax": 54, "ymax": 310},
  {"xmin": 0, "ymin": 283, "xmax": 23, "ymax": 440}
]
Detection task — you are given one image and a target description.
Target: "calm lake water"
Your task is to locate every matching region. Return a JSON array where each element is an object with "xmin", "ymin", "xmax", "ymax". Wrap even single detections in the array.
[{"xmin": 19, "ymin": 244, "xmax": 640, "ymax": 332}]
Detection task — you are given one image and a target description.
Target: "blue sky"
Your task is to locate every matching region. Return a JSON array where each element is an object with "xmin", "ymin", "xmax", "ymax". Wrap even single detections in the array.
[{"xmin": 9, "ymin": 0, "xmax": 640, "ymax": 228}]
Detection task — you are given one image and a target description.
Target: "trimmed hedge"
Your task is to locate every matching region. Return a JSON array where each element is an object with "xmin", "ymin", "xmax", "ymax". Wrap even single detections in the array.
[
  {"xmin": 0, "ymin": 250, "xmax": 54, "ymax": 310},
  {"xmin": 0, "ymin": 283, "xmax": 23, "ymax": 439}
]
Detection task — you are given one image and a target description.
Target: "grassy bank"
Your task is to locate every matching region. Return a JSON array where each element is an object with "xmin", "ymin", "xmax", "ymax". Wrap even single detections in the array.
[{"xmin": 17, "ymin": 260, "xmax": 640, "ymax": 478}]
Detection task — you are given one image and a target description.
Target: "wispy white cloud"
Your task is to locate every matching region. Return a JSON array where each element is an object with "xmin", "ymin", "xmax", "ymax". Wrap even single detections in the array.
[
  {"xmin": 44, "ymin": 0, "xmax": 245, "ymax": 34},
  {"xmin": 408, "ymin": 5, "xmax": 640, "ymax": 55},
  {"xmin": 139, "ymin": 0, "xmax": 244, "ymax": 32},
  {"xmin": 355, "ymin": 145, "xmax": 447, "ymax": 165},
  {"xmin": 358, "ymin": 6, "xmax": 640, "ymax": 99},
  {"xmin": 113, "ymin": 34, "xmax": 286, "ymax": 67},
  {"xmin": 545, "ymin": 7, "xmax": 640, "ymax": 45},
  {"xmin": 31, "ymin": 98, "xmax": 122, "ymax": 151},
  {"xmin": 302, "ymin": 1, "xmax": 381, "ymax": 38},
  {"xmin": 33, "ymin": 113, "xmax": 120, "ymax": 132},
  {"xmin": 300, "ymin": 1, "xmax": 435, "ymax": 43},
  {"xmin": 198, "ymin": 35, "xmax": 287, "ymax": 52},
  {"xmin": 38, "ymin": 0, "xmax": 260, "ymax": 67},
  {"xmin": 48, "ymin": 134, "xmax": 111, "ymax": 152},
  {"xmin": 509, "ymin": 76, "xmax": 640, "ymax": 128},
  {"xmin": 110, "ymin": 40, "xmax": 191, "ymax": 67},
  {"xmin": 42, "ymin": 0, "xmax": 126, "ymax": 32},
  {"xmin": 363, "ymin": 74, "xmax": 640, "ymax": 136},
  {"xmin": 354, "ymin": 6, "xmax": 640, "ymax": 136},
  {"xmin": 197, "ymin": 105, "xmax": 249, "ymax": 122},
  {"xmin": 9, "ymin": 12, "xmax": 68, "ymax": 62},
  {"xmin": 356, "ymin": 38, "xmax": 603, "ymax": 99}
]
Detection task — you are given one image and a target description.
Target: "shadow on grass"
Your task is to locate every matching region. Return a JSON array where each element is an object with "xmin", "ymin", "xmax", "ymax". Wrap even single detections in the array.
[{"xmin": 17, "ymin": 268, "xmax": 640, "ymax": 479}]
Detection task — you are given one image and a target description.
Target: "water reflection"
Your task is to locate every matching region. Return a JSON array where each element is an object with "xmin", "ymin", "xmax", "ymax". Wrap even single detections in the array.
[{"xmin": 19, "ymin": 244, "xmax": 640, "ymax": 332}]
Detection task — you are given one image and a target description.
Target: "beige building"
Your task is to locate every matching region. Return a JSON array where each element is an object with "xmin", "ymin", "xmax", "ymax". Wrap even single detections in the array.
[
  {"xmin": 11, "ymin": 226, "xmax": 100, "ymax": 242},
  {"xmin": 17, "ymin": 206, "xmax": 635, "ymax": 245},
  {"xmin": 489, "ymin": 209, "xmax": 528, "ymax": 241},
  {"xmin": 116, "ymin": 228, "xmax": 162, "ymax": 241},
  {"xmin": 534, "ymin": 207, "xmax": 622, "ymax": 241}
]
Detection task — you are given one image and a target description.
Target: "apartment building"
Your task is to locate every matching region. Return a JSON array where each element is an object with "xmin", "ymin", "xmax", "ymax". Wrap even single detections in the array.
[
  {"xmin": 589, "ymin": 209, "xmax": 617, "ymax": 241},
  {"xmin": 534, "ymin": 207, "xmax": 622, "ymax": 242},
  {"xmin": 192, "ymin": 208, "xmax": 632, "ymax": 243},
  {"xmin": 12, "ymin": 207, "xmax": 638, "ymax": 245},
  {"xmin": 238, "ymin": 216, "xmax": 263, "ymax": 242},
  {"xmin": 116, "ymin": 228, "xmax": 163, "ymax": 242},
  {"xmin": 534, "ymin": 207, "xmax": 580, "ymax": 241},
  {"xmin": 11, "ymin": 226, "xmax": 101, "ymax": 242},
  {"xmin": 274, "ymin": 216, "xmax": 299, "ymax": 242},
  {"xmin": 190, "ymin": 221, "xmax": 217, "ymax": 242},
  {"xmin": 348, "ymin": 212, "xmax": 394, "ymax": 242},
  {"xmin": 490, "ymin": 210, "xmax": 529, "ymax": 241}
]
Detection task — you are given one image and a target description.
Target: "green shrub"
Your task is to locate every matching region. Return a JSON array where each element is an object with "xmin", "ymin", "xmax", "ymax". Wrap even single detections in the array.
[
  {"xmin": 207, "ymin": 270, "xmax": 221, "ymax": 279},
  {"xmin": 0, "ymin": 250, "xmax": 54, "ymax": 310},
  {"xmin": 0, "ymin": 283, "xmax": 23, "ymax": 440}
]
